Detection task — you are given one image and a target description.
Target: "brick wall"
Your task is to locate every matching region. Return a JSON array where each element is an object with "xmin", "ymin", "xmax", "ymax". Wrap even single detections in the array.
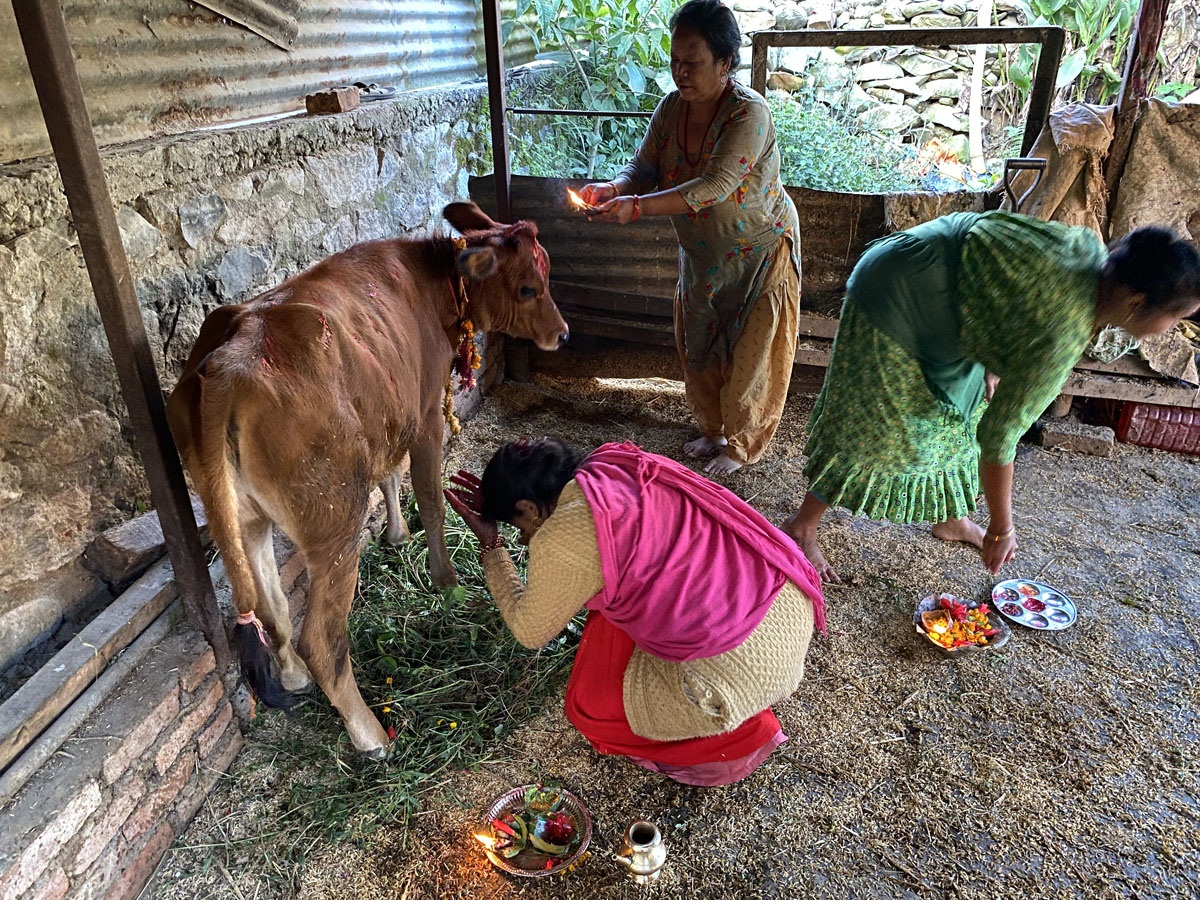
[{"xmin": 0, "ymin": 628, "xmax": 242, "ymax": 899}]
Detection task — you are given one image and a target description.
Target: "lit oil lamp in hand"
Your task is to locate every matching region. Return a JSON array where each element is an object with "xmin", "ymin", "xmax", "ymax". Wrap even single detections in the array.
[{"xmin": 567, "ymin": 188, "xmax": 600, "ymax": 214}]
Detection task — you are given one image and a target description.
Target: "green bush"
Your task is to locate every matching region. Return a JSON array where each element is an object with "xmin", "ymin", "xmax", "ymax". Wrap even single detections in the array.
[
  {"xmin": 768, "ymin": 95, "xmax": 922, "ymax": 193},
  {"xmin": 507, "ymin": 0, "xmax": 671, "ymax": 179}
]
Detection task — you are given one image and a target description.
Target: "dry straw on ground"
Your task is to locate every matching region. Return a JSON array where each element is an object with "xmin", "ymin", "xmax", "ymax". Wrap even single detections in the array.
[{"xmin": 146, "ymin": 355, "xmax": 1200, "ymax": 900}]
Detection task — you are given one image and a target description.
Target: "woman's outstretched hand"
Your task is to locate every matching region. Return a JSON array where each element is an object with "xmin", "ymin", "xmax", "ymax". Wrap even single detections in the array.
[
  {"xmin": 981, "ymin": 530, "xmax": 1017, "ymax": 574},
  {"xmin": 444, "ymin": 470, "xmax": 498, "ymax": 545},
  {"xmin": 587, "ymin": 196, "xmax": 639, "ymax": 225},
  {"xmin": 580, "ymin": 181, "xmax": 618, "ymax": 207}
]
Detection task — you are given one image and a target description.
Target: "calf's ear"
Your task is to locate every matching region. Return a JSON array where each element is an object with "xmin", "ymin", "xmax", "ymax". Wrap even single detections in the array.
[
  {"xmin": 444, "ymin": 201, "xmax": 501, "ymax": 233},
  {"xmin": 457, "ymin": 246, "xmax": 498, "ymax": 280}
]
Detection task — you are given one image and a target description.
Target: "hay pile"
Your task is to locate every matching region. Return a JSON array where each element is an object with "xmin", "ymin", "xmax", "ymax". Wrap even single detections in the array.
[{"xmin": 147, "ymin": 363, "xmax": 1200, "ymax": 900}]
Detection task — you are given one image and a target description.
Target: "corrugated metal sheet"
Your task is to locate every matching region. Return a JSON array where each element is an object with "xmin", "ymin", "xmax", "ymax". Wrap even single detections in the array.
[
  {"xmin": 1, "ymin": 0, "xmax": 511, "ymax": 164},
  {"xmin": 470, "ymin": 175, "xmax": 901, "ymax": 310}
]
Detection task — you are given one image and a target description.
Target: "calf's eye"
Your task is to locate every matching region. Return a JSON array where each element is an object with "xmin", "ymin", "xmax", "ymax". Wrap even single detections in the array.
[{"xmin": 520, "ymin": 286, "xmax": 538, "ymax": 299}]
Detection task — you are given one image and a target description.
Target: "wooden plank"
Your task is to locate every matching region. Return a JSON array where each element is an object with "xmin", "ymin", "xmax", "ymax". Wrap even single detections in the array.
[
  {"xmin": 553, "ymin": 282, "xmax": 673, "ymax": 318},
  {"xmin": 795, "ymin": 347, "xmax": 833, "ymax": 367},
  {"xmin": 0, "ymin": 602, "xmax": 177, "ymax": 806},
  {"xmin": 0, "ymin": 558, "xmax": 178, "ymax": 774},
  {"xmin": 557, "ymin": 310, "xmax": 676, "ymax": 348},
  {"xmin": 797, "ymin": 312, "xmax": 839, "ymax": 339},
  {"xmin": 1061, "ymin": 370, "xmax": 1200, "ymax": 406},
  {"xmin": 553, "ymin": 305, "xmax": 1195, "ymax": 409}
]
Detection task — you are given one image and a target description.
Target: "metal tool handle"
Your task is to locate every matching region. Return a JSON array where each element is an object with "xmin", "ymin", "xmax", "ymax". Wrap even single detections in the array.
[{"xmin": 1003, "ymin": 157, "xmax": 1048, "ymax": 214}]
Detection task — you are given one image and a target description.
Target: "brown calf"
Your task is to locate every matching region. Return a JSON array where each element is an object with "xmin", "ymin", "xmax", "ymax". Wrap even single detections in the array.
[{"xmin": 166, "ymin": 202, "xmax": 568, "ymax": 757}]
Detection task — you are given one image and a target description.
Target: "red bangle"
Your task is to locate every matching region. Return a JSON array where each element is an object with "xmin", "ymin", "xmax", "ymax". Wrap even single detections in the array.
[
  {"xmin": 631, "ymin": 195, "xmax": 641, "ymax": 222},
  {"xmin": 479, "ymin": 533, "xmax": 505, "ymax": 555}
]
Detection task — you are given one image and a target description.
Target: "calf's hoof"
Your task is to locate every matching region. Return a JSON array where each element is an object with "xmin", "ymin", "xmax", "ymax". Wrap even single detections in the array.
[{"xmin": 365, "ymin": 744, "xmax": 389, "ymax": 761}]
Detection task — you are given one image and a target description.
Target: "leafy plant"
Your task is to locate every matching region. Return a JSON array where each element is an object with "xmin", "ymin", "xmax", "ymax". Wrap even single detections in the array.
[
  {"xmin": 1154, "ymin": 81, "xmax": 1194, "ymax": 102},
  {"xmin": 506, "ymin": 0, "xmax": 672, "ymax": 178},
  {"xmin": 1009, "ymin": 0, "xmax": 1137, "ymax": 104}
]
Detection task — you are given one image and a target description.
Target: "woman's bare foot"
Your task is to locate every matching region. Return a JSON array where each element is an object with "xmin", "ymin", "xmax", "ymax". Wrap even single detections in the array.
[
  {"xmin": 703, "ymin": 452, "xmax": 742, "ymax": 475},
  {"xmin": 781, "ymin": 515, "xmax": 841, "ymax": 584},
  {"xmin": 931, "ymin": 517, "xmax": 985, "ymax": 549},
  {"xmin": 683, "ymin": 435, "xmax": 727, "ymax": 458}
]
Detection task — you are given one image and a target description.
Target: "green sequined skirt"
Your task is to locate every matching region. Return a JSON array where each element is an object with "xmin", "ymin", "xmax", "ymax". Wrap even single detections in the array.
[{"xmin": 803, "ymin": 299, "xmax": 984, "ymax": 524}]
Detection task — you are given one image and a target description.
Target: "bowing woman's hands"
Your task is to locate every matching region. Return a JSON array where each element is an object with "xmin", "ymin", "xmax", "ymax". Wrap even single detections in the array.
[{"xmin": 443, "ymin": 470, "xmax": 499, "ymax": 547}]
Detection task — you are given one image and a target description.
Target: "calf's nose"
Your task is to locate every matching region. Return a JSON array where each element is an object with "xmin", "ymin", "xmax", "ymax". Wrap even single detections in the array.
[{"xmin": 557, "ymin": 326, "xmax": 570, "ymax": 348}]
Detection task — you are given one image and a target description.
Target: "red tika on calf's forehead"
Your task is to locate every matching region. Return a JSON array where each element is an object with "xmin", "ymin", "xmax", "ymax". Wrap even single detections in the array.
[{"xmin": 502, "ymin": 220, "xmax": 549, "ymax": 279}]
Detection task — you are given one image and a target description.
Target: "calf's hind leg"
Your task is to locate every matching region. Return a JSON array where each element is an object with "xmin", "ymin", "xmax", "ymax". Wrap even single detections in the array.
[
  {"xmin": 243, "ymin": 515, "xmax": 312, "ymax": 693},
  {"xmin": 297, "ymin": 549, "xmax": 389, "ymax": 757},
  {"xmin": 409, "ymin": 429, "xmax": 456, "ymax": 587},
  {"xmin": 382, "ymin": 462, "xmax": 411, "ymax": 546}
]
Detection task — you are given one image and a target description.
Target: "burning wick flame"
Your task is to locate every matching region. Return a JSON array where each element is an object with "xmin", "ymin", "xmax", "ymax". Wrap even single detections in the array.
[
  {"xmin": 567, "ymin": 188, "xmax": 596, "ymax": 212},
  {"xmin": 475, "ymin": 833, "xmax": 498, "ymax": 851}
]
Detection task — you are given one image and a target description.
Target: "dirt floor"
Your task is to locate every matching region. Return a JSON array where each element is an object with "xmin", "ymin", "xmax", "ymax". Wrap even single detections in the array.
[{"xmin": 145, "ymin": 346, "xmax": 1200, "ymax": 900}]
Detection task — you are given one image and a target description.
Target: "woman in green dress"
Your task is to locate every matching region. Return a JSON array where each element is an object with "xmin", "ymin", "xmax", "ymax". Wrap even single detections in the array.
[{"xmin": 781, "ymin": 213, "xmax": 1200, "ymax": 583}]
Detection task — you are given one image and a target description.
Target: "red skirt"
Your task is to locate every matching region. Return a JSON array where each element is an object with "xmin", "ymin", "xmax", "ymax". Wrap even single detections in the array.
[{"xmin": 564, "ymin": 611, "xmax": 784, "ymax": 775}]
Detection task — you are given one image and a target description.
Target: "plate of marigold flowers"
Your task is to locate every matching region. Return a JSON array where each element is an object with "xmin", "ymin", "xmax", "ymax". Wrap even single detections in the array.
[{"xmin": 913, "ymin": 593, "xmax": 1011, "ymax": 657}]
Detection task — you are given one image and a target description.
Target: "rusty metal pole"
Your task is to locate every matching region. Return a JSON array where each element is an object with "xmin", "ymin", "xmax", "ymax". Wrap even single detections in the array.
[
  {"xmin": 1021, "ymin": 26, "xmax": 1065, "ymax": 155},
  {"xmin": 1104, "ymin": 0, "xmax": 1172, "ymax": 218},
  {"xmin": 481, "ymin": 0, "xmax": 512, "ymax": 223},
  {"xmin": 10, "ymin": 0, "xmax": 230, "ymax": 666}
]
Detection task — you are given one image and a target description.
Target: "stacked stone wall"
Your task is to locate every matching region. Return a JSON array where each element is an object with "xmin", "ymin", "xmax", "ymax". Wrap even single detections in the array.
[{"xmin": 729, "ymin": 0, "xmax": 1200, "ymax": 168}]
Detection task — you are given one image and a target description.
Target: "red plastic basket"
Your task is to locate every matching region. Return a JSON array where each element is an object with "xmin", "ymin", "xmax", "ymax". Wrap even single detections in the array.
[{"xmin": 1116, "ymin": 401, "xmax": 1200, "ymax": 455}]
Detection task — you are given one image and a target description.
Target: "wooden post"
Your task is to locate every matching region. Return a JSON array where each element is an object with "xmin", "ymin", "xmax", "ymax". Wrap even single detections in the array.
[
  {"xmin": 10, "ymin": 0, "xmax": 229, "ymax": 666},
  {"xmin": 481, "ymin": 0, "xmax": 511, "ymax": 224},
  {"xmin": 1104, "ymin": 0, "xmax": 1172, "ymax": 215}
]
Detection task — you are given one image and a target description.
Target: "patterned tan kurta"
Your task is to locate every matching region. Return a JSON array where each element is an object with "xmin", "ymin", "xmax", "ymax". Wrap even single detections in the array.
[{"xmin": 617, "ymin": 81, "xmax": 800, "ymax": 369}]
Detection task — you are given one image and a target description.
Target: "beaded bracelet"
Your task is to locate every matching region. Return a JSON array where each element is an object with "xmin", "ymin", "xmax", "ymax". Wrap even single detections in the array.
[{"xmin": 479, "ymin": 533, "xmax": 505, "ymax": 555}]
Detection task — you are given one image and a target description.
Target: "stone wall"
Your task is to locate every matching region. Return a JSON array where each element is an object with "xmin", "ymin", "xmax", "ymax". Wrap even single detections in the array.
[
  {"xmin": 731, "ymin": 0, "xmax": 1200, "ymax": 170},
  {"xmin": 733, "ymin": 0, "xmax": 1032, "ymax": 168},
  {"xmin": 0, "ymin": 83, "xmax": 494, "ymax": 669}
]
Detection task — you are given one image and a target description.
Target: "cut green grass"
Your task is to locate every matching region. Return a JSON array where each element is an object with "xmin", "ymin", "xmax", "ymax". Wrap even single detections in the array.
[{"xmin": 223, "ymin": 507, "xmax": 582, "ymax": 889}]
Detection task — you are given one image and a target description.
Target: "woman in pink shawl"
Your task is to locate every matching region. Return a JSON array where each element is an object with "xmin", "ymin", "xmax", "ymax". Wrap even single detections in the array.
[{"xmin": 445, "ymin": 439, "xmax": 825, "ymax": 786}]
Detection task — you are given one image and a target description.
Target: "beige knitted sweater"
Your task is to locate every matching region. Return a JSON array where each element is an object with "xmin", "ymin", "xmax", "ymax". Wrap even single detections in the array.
[{"xmin": 481, "ymin": 480, "xmax": 816, "ymax": 742}]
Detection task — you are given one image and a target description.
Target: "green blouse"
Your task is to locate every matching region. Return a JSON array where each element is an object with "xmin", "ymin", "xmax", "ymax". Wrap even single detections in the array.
[
  {"xmin": 847, "ymin": 211, "xmax": 1104, "ymax": 465},
  {"xmin": 960, "ymin": 213, "xmax": 1104, "ymax": 464},
  {"xmin": 617, "ymin": 81, "xmax": 800, "ymax": 369}
]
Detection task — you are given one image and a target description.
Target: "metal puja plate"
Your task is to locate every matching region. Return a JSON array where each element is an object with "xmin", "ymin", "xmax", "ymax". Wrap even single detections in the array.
[
  {"xmin": 991, "ymin": 579, "xmax": 1077, "ymax": 631},
  {"xmin": 482, "ymin": 786, "xmax": 592, "ymax": 878}
]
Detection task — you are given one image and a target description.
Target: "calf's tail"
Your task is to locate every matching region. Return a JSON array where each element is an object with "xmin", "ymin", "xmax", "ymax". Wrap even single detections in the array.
[{"xmin": 196, "ymin": 372, "xmax": 299, "ymax": 710}]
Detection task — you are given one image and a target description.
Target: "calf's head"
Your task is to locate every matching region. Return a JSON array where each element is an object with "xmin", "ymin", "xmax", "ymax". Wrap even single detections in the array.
[{"xmin": 444, "ymin": 202, "xmax": 569, "ymax": 351}]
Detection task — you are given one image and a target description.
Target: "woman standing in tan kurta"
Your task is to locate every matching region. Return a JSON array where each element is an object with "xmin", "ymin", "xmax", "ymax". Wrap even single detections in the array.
[{"xmin": 582, "ymin": 0, "xmax": 801, "ymax": 475}]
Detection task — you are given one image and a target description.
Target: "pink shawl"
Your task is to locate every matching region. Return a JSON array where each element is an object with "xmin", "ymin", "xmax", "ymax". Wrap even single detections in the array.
[{"xmin": 572, "ymin": 443, "xmax": 826, "ymax": 662}]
